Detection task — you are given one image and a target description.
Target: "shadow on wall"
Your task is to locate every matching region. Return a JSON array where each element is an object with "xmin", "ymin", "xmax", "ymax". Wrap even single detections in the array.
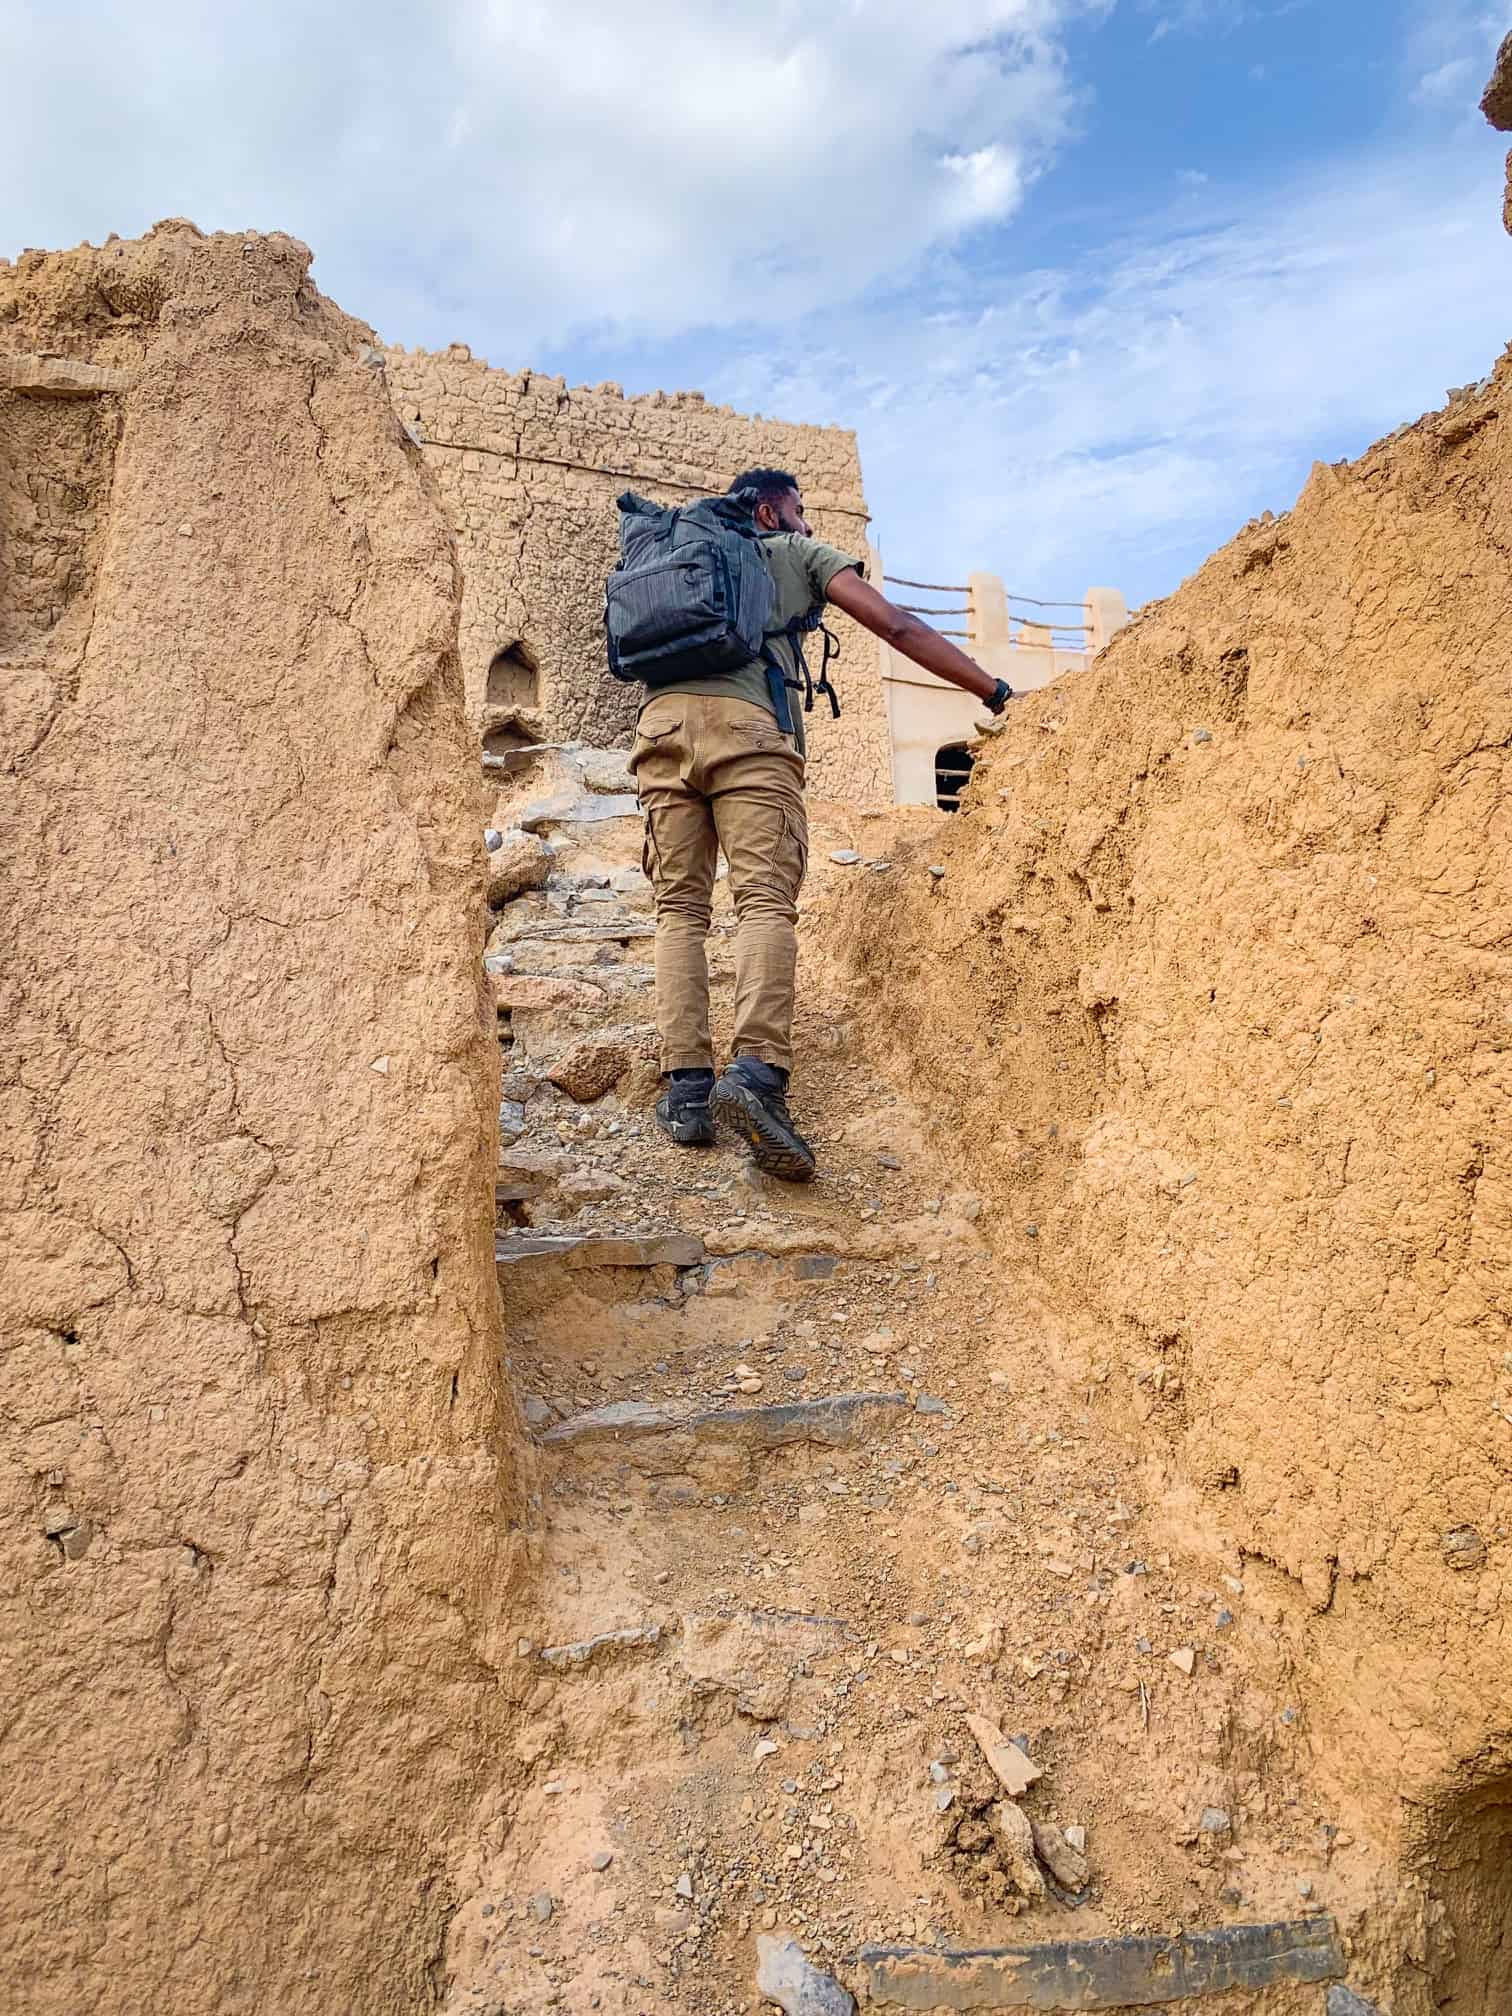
[
  {"xmin": 487, "ymin": 639, "xmax": 540, "ymax": 711},
  {"xmin": 1427, "ymin": 1762, "xmax": 1512, "ymax": 2014}
]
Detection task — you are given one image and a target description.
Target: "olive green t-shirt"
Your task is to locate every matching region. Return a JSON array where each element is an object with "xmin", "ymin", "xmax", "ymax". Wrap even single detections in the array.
[{"xmin": 641, "ymin": 532, "xmax": 862, "ymax": 757}]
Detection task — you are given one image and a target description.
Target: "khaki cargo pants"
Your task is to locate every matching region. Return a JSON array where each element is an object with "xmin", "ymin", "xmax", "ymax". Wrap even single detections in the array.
[{"xmin": 629, "ymin": 693, "xmax": 807, "ymax": 1074}]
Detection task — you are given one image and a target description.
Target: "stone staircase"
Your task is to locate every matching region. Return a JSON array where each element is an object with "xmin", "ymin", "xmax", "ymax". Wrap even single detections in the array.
[{"xmin": 448, "ymin": 748, "xmax": 1383, "ymax": 2016}]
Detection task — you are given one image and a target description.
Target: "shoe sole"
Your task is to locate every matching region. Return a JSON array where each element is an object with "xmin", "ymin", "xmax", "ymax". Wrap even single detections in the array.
[
  {"xmin": 656, "ymin": 1108, "xmax": 715, "ymax": 1148},
  {"xmin": 710, "ymin": 1079, "xmax": 817, "ymax": 1184}
]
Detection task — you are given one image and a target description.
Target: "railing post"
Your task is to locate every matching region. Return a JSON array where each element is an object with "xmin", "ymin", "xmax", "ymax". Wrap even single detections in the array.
[
  {"xmin": 1085, "ymin": 587, "xmax": 1130, "ymax": 655},
  {"xmin": 967, "ymin": 571, "xmax": 1010, "ymax": 651}
]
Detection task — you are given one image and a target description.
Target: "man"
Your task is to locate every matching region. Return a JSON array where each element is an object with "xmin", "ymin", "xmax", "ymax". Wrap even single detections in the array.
[{"xmin": 629, "ymin": 468, "xmax": 1010, "ymax": 1181}]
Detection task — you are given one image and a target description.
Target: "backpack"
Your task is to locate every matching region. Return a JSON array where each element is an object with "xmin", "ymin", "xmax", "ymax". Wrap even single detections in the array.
[{"xmin": 603, "ymin": 488, "xmax": 840, "ymax": 735}]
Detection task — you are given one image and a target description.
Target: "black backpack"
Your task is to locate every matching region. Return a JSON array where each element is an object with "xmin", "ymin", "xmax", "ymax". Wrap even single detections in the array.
[{"xmin": 603, "ymin": 488, "xmax": 840, "ymax": 734}]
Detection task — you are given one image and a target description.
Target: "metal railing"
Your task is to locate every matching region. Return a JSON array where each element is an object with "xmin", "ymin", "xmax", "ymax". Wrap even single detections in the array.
[{"xmin": 882, "ymin": 572, "xmax": 1094, "ymax": 652}]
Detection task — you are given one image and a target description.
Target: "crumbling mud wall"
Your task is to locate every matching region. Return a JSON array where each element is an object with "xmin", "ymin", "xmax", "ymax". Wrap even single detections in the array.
[
  {"xmin": 1, "ymin": 224, "xmax": 526, "ymax": 2014},
  {"xmin": 383, "ymin": 346, "xmax": 893, "ymax": 804},
  {"xmin": 831, "ymin": 349, "xmax": 1512, "ymax": 1907},
  {"xmin": 1483, "ymin": 31, "xmax": 1512, "ymax": 233}
]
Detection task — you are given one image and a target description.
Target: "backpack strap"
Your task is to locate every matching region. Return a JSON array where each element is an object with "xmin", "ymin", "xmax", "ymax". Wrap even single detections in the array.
[
  {"xmin": 771, "ymin": 607, "xmax": 843, "ymax": 721},
  {"xmin": 758, "ymin": 643, "xmax": 798, "ymax": 737}
]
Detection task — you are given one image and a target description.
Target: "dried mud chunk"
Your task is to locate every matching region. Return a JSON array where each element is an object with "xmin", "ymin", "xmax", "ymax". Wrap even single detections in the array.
[{"xmin": 988, "ymin": 1798, "xmax": 1047, "ymax": 1901}]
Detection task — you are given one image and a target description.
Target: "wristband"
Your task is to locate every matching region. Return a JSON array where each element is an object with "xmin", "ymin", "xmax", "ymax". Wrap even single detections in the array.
[{"xmin": 986, "ymin": 678, "xmax": 1013, "ymax": 715}]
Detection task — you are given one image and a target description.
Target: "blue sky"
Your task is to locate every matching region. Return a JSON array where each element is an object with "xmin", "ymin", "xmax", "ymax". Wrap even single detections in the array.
[{"xmin": 4, "ymin": 0, "xmax": 1509, "ymax": 609}]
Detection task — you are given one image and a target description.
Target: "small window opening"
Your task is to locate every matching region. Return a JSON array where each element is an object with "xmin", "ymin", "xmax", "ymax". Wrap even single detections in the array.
[
  {"xmin": 936, "ymin": 743, "xmax": 975, "ymax": 813},
  {"xmin": 487, "ymin": 640, "xmax": 540, "ymax": 712}
]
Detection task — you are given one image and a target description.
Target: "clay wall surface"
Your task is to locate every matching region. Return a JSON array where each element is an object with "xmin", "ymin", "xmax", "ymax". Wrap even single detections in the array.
[
  {"xmin": 382, "ymin": 346, "xmax": 893, "ymax": 804},
  {"xmin": 831, "ymin": 352, "xmax": 1512, "ymax": 1845},
  {"xmin": 1, "ymin": 225, "xmax": 525, "ymax": 2015}
]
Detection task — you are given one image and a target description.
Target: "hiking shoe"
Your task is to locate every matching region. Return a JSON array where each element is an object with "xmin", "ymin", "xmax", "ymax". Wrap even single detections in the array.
[
  {"xmin": 655, "ymin": 1069, "xmax": 716, "ymax": 1148},
  {"xmin": 711, "ymin": 1057, "xmax": 816, "ymax": 1183}
]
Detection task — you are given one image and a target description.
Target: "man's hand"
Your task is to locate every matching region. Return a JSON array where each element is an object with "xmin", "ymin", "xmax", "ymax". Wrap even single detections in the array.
[{"xmin": 825, "ymin": 567, "xmax": 1001, "ymax": 707}]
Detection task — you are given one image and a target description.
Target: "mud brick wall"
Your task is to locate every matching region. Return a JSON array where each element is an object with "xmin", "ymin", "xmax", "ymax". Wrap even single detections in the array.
[
  {"xmin": 383, "ymin": 345, "xmax": 893, "ymax": 805},
  {"xmin": 1, "ymin": 223, "xmax": 528, "ymax": 2016}
]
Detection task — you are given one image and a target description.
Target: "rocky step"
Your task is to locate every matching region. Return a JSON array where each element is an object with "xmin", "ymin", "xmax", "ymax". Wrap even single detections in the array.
[
  {"xmin": 496, "ymin": 1228, "xmax": 705, "ymax": 1271},
  {"xmin": 857, "ymin": 1916, "xmax": 1348, "ymax": 2010},
  {"xmin": 530, "ymin": 1389, "xmax": 908, "ymax": 1493},
  {"xmin": 536, "ymin": 1388, "xmax": 905, "ymax": 1450},
  {"xmin": 493, "ymin": 916, "xmax": 659, "ymax": 945}
]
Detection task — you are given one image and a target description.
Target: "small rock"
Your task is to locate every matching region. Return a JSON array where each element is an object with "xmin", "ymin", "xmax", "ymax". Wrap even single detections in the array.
[
  {"xmin": 530, "ymin": 1892, "xmax": 553, "ymax": 1923},
  {"xmin": 829, "ymin": 849, "xmax": 861, "ymax": 866},
  {"xmin": 1192, "ymin": 727, "xmax": 1213, "ymax": 744},
  {"xmin": 989, "ymin": 1799, "xmax": 1047, "ymax": 1900},
  {"xmin": 1031, "ymin": 1819, "xmax": 1089, "ymax": 1891},
  {"xmin": 928, "ymin": 865, "xmax": 946, "ymax": 879},
  {"xmin": 547, "ymin": 1037, "xmax": 632, "ymax": 1104},
  {"xmin": 523, "ymin": 1397, "xmax": 554, "ymax": 1429},
  {"xmin": 675, "ymin": 1872, "xmax": 694, "ymax": 1900},
  {"xmin": 60, "ymin": 1520, "xmax": 93, "ymax": 1561},
  {"xmin": 754, "ymin": 1933, "xmax": 856, "ymax": 2015},
  {"xmin": 487, "ymin": 827, "xmax": 552, "ymax": 906},
  {"xmin": 877, "ymin": 1154, "xmax": 903, "ymax": 1171},
  {"xmin": 1199, "ymin": 1806, "xmax": 1232, "ymax": 1840},
  {"xmin": 1064, "ymin": 1824, "xmax": 1087, "ymax": 1855},
  {"xmin": 1326, "ymin": 1988, "xmax": 1384, "ymax": 2016},
  {"xmin": 1443, "ymin": 1526, "xmax": 1486, "ymax": 1571},
  {"xmin": 964, "ymin": 1713, "xmax": 1043, "ymax": 1797},
  {"xmin": 1168, "ymin": 1646, "xmax": 1197, "ymax": 1676},
  {"xmin": 590, "ymin": 1851, "xmax": 613, "ymax": 1872},
  {"xmin": 914, "ymin": 1395, "xmax": 949, "ymax": 1416},
  {"xmin": 369, "ymin": 1054, "xmax": 391, "ymax": 1075},
  {"xmin": 484, "ymin": 827, "xmax": 504, "ymax": 852}
]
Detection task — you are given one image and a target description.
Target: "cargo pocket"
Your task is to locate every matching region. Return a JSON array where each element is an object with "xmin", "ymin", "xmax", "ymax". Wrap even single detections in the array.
[{"xmin": 629, "ymin": 699, "xmax": 686, "ymax": 776}]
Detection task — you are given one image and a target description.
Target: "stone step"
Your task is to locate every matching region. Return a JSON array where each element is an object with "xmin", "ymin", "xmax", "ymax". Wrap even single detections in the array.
[
  {"xmin": 494, "ymin": 919, "xmax": 658, "ymax": 946},
  {"xmin": 540, "ymin": 1387, "xmax": 907, "ymax": 1499},
  {"xmin": 516, "ymin": 790, "xmax": 641, "ymax": 829},
  {"xmin": 495, "ymin": 1229, "xmax": 705, "ymax": 1271},
  {"xmin": 857, "ymin": 1917, "xmax": 1345, "ymax": 2011}
]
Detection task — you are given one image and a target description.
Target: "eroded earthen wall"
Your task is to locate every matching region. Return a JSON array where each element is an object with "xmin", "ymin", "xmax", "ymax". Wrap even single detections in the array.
[
  {"xmin": 382, "ymin": 346, "xmax": 893, "ymax": 804},
  {"xmin": 833, "ymin": 353, "xmax": 1512, "ymax": 1834},
  {"xmin": 1, "ymin": 225, "xmax": 525, "ymax": 2014}
]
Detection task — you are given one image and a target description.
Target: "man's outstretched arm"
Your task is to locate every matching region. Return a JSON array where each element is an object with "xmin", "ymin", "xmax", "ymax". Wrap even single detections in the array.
[{"xmin": 824, "ymin": 567, "xmax": 1010, "ymax": 712}]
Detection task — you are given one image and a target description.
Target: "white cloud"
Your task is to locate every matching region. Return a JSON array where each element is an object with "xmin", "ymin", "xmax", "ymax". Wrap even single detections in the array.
[
  {"xmin": 0, "ymin": 0, "xmax": 1096, "ymax": 346},
  {"xmin": 707, "ymin": 137, "xmax": 1512, "ymax": 606},
  {"xmin": 1141, "ymin": 0, "xmax": 1251, "ymax": 41}
]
